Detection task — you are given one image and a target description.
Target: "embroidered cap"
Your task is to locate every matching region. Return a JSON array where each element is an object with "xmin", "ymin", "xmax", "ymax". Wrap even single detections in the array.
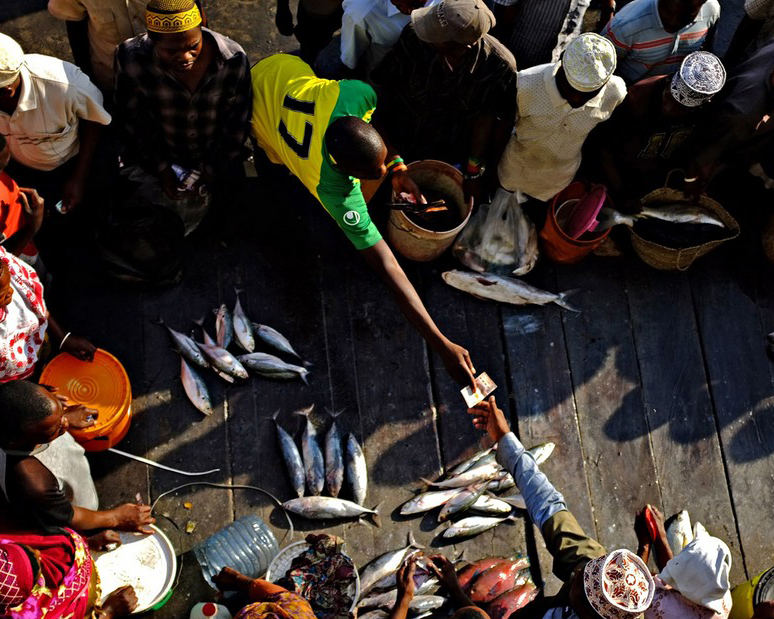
[
  {"xmin": 412, "ymin": 0, "xmax": 495, "ymax": 45},
  {"xmin": 584, "ymin": 549, "xmax": 655, "ymax": 619},
  {"xmin": 562, "ymin": 33, "xmax": 617, "ymax": 93},
  {"xmin": 146, "ymin": 0, "xmax": 202, "ymax": 34},
  {"xmin": 0, "ymin": 34, "xmax": 23, "ymax": 89},
  {"xmin": 670, "ymin": 51, "xmax": 726, "ymax": 108}
]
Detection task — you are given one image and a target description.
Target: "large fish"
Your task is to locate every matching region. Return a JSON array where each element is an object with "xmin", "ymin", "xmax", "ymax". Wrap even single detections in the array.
[
  {"xmin": 180, "ymin": 356, "xmax": 212, "ymax": 415},
  {"xmin": 197, "ymin": 343, "xmax": 248, "ymax": 379},
  {"xmin": 400, "ymin": 488, "xmax": 462, "ymax": 516},
  {"xmin": 295, "ymin": 405, "xmax": 324, "ymax": 495},
  {"xmin": 422, "ymin": 462, "xmax": 502, "ymax": 488},
  {"xmin": 449, "ymin": 446, "xmax": 495, "ymax": 476},
  {"xmin": 438, "ymin": 483, "xmax": 489, "ymax": 522},
  {"xmin": 282, "ymin": 496, "xmax": 378, "ymax": 524},
  {"xmin": 253, "ymin": 322, "xmax": 303, "ymax": 361},
  {"xmin": 598, "ymin": 204, "xmax": 726, "ymax": 230},
  {"xmin": 359, "ymin": 532, "xmax": 422, "ymax": 597},
  {"xmin": 324, "ymin": 409, "xmax": 345, "ymax": 498},
  {"xmin": 666, "ymin": 510, "xmax": 693, "ymax": 556},
  {"xmin": 458, "ymin": 558, "xmax": 506, "ymax": 590},
  {"xmin": 157, "ymin": 318, "xmax": 208, "ymax": 369},
  {"xmin": 451, "ymin": 452, "xmax": 497, "ymax": 475},
  {"xmin": 237, "ymin": 353, "xmax": 309, "ymax": 384},
  {"xmin": 232, "ymin": 291, "xmax": 255, "ymax": 352},
  {"xmin": 442, "ymin": 270, "xmax": 579, "ymax": 312},
  {"xmin": 272, "ymin": 411, "xmax": 305, "ymax": 498},
  {"xmin": 214, "ymin": 304, "xmax": 233, "ymax": 349},
  {"xmin": 470, "ymin": 494, "xmax": 514, "ymax": 515},
  {"xmin": 346, "ymin": 433, "xmax": 368, "ymax": 506},
  {"xmin": 443, "ymin": 515, "xmax": 515, "ymax": 539},
  {"xmin": 486, "ymin": 582, "xmax": 539, "ymax": 619},
  {"xmin": 470, "ymin": 560, "xmax": 530, "ymax": 603}
]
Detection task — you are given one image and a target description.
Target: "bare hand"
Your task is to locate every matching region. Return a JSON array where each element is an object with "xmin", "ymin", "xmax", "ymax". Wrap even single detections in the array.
[
  {"xmin": 275, "ymin": 1, "xmax": 295, "ymax": 35},
  {"xmin": 88, "ymin": 529, "xmax": 121, "ymax": 551},
  {"xmin": 61, "ymin": 334, "xmax": 96, "ymax": 361},
  {"xmin": 427, "ymin": 555, "xmax": 458, "ymax": 589},
  {"xmin": 17, "ymin": 187, "xmax": 45, "ymax": 233},
  {"xmin": 438, "ymin": 339, "xmax": 475, "ymax": 389},
  {"xmin": 160, "ymin": 167, "xmax": 185, "ymax": 201},
  {"xmin": 391, "ymin": 170, "xmax": 425, "ymax": 205},
  {"xmin": 101, "ymin": 585, "xmax": 138, "ymax": 618},
  {"xmin": 754, "ymin": 602, "xmax": 774, "ymax": 619},
  {"xmin": 396, "ymin": 557, "xmax": 416, "ymax": 601},
  {"xmin": 111, "ymin": 503, "xmax": 155, "ymax": 534},
  {"xmin": 468, "ymin": 396, "xmax": 510, "ymax": 442},
  {"xmin": 60, "ymin": 174, "xmax": 86, "ymax": 214},
  {"xmin": 213, "ymin": 566, "xmax": 253, "ymax": 592},
  {"xmin": 63, "ymin": 404, "xmax": 98, "ymax": 429}
]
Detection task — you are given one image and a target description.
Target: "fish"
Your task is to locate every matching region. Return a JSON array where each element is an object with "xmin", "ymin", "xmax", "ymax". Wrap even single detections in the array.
[
  {"xmin": 271, "ymin": 410, "xmax": 305, "ymax": 498},
  {"xmin": 194, "ymin": 319, "xmax": 234, "ymax": 383},
  {"xmin": 197, "ymin": 343, "xmax": 248, "ymax": 379},
  {"xmin": 358, "ymin": 590, "xmax": 397, "ymax": 610},
  {"xmin": 295, "ymin": 405, "xmax": 324, "ymax": 495},
  {"xmin": 448, "ymin": 446, "xmax": 495, "ymax": 476},
  {"xmin": 156, "ymin": 318, "xmax": 209, "ymax": 369},
  {"xmin": 470, "ymin": 560, "xmax": 530, "ymax": 603},
  {"xmin": 180, "ymin": 356, "xmax": 212, "ymax": 415},
  {"xmin": 486, "ymin": 472, "xmax": 516, "ymax": 493},
  {"xmin": 529, "ymin": 442, "xmax": 556, "ymax": 465},
  {"xmin": 486, "ymin": 582, "xmax": 539, "ymax": 619},
  {"xmin": 282, "ymin": 496, "xmax": 379, "ymax": 524},
  {"xmin": 359, "ymin": 532, "xmax": 423, "ymax": 597},
  {"xmin": 597, "ymin": 204, "xmax": 726, "ymax": 230},
  {"xmin": 214, "ymin": 304, "xmax": 233, "ymax": 349},
  {"xmin": 499, "ymin": 494, "xmax": 527, "ymax": 511},
  {"xmin": 442, "ymin": 270, "xmax": 579, "ymax": 312},
  {"xmin": 422, "ymin": 462, "xmax": 502, "ymax": 488},
  {"xmin": 470, "ymin": 494, "xmax": 514, "ymax": 515},
  {"xmin": 346, "ymin": 433, "xmax": 368, "ymax": 506},
  {"xmin": 232, "ymin": 291, "xmax": 255, "ymax": 352},
  {"xmin": 237, "ymin": 353, "xmax": 310, "ymax": 384},
  {"xmin": 451, "ymin": 452, "xmax": 498, "ymax": 475},
  {"xmin": 415, "ymin": 577, "xmax": 440, "ymax": 596},
  {"xmin": 358, "ymin": 611, "xmax": 388, "ymax": 619},
  {"xmin": 324, "ymin": 409, "xmax": 345, "ymax": 498},
  {"xmin": 400, "ymin": 488, "xmax": 462, "ymax": 516},
  {"xmin": 359, "ymin": 592, "xmax": 444, "ymax": 612},
  {"xmin": 253, "ymin": 322, "xmax": 303, "ymax": 361},
  {"xmin": 458, "ymin": 557, "xmax": 507, "ymax": 590},
  {"xmin": 443, "ymin": 515, "xmax": 515, "ymax": 539},
  {"xmin": 666, "ymin": 510, "xmax": 693, "ymax": 556},
  {"xmin": 438, "ymin": 483, "xmax": 490, "ymax": 522},
  {"xmin": 406, "ymin": 596, "xmax": 445, "ymax": 612}
]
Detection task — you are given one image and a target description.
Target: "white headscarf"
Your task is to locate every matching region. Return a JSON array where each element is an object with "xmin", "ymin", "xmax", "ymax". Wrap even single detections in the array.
[{"xmin": 0, "ymin": 34, "xmax": 23, "ymax": 88}]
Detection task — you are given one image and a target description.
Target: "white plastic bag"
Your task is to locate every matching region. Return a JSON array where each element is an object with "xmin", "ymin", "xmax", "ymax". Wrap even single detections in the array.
[{"xmin": 453, "ymin": 188, "xmax": 538, "ymax": 275}]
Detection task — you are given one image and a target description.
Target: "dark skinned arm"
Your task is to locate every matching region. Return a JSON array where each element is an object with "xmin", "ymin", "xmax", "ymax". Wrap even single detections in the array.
[
  {"xmin": 725, "ymin": 15, "xmax": 762, "ymax": 65},
  {"xmin": 371, "ymin": 111, "xmax": 425, "ymax": 203},
  {"xmin": 71, "ymin": 503, "xmax": 155, "ymax": 534},
  {"xmin": 465, "ymin": 114, "xmax": 513, "ymax": 202},
  {"xmin": 65, "ymin": 19, "xmax": 93, "ymax": 78},
  {"xmin": 360, "ymin": 240, "xmax": 475, "ymax": 389},
  {"xmin": 46, "ymin": 312, "xmax": 97, "ymax": 361},
  {"xmin": 276, "ymin": 0, "xmax": 294, "ymax": 36},
  {"xmin": 61, "ymin": 120, "xmax": 102, "ymax": 213}
]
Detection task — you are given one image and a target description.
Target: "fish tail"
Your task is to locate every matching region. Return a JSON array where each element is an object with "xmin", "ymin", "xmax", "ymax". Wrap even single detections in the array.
[
  {"xmin": 419, "ymin": 477, "xmax": 437, "ymax": 487},
  {"xmin": 293, "ymin": 404, "xmax": 315, "ymax": 419},
  {"xmin": 302, "ymin": 360, "xmax": 314, "ymax": 368},
  {"xmin": 368, "ymin": 503, "xmax": 382, "ymax": 528},
  {"xmin": 300, "ymin": 371, "xmax": 310, "ymax": 387},
  {"xmin": 325, "ymin": 407, "xmax": 346, "ymax": 420},
  {"xmin": 193, "ymin": 316, "xmax": 205, "ymax": 327},
  {"xmin": 554, "ymin": 289, "xmax": 581, "ymax": 313},
  {"xmin": 152, "ymin": 316, "xmax": 165, "ymax": 326},
  {"xmin": 407, "ymin": 530, "xmax": 425, "ymax": 549}
]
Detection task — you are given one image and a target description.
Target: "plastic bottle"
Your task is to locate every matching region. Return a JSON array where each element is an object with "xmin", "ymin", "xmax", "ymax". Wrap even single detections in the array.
[{"xmin": 190, "ymin": 602, "xmax": 232, "ymax": 619}]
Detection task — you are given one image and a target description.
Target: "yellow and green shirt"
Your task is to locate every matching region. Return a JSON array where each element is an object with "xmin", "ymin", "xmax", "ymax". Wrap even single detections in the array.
[{"xmin": 251, "ymin": 54, "xmax": 382, "ymax": 250}]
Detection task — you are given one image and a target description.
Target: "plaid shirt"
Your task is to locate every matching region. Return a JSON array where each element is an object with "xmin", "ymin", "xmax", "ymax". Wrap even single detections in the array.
[{"xmin": 114, "ymin": 28, "xmax": 251, "ymax": 176}]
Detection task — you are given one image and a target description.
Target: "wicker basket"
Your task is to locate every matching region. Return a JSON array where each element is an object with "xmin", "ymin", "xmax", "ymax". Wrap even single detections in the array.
[{"xmin": 630, "ymin": 188, "xmax": 740, "ymax": 271}]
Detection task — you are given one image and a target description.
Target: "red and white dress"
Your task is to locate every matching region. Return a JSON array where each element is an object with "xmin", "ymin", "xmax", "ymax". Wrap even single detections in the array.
[{"xmin": 0, "ymin": 247, "xmax": 47, "ymax": 383}]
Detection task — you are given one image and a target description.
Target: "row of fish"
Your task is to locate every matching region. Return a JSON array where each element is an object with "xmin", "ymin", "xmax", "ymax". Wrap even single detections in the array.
[
  {"xmin": 596, "ymin": 202, "xmax": 726, "ymax": 232},
  {"xmin": 400, "ymin": 443, "xmax": 554, "ymax": 539}
]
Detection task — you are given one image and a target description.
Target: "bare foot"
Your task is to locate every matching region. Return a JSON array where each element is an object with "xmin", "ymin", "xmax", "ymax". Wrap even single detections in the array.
[{"xmin": 101, "ymin": 585, "xmax": 138, "ymax": 618}]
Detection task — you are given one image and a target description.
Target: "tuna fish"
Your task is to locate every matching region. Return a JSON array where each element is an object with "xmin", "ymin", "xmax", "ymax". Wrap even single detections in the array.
[
  {"xmin": 272, "ymin": 410, "xmax": 305, "ymax": 498},
  {"xmin": 295, "ymin": 405, "xmax": 324, "ymax": 495},
  {"xmin": 197, "ymin": 343, "xmax": 248, "ymax": 379},
  {"xmin": 324, "ymin": 409, "xmax": 345, "ymax": 498},
  {"xmin": 232, "ymin": 291, "xmax": 255, "ymax": 352},
  {"xmin": 346, "ymin": 433, "xmax": 368, "ymax": 506},
  {"xmin": 157, "ymin": 318, "xmax": 208, "ymax": 369},
  {"xmin": 486, "ymin": 582, "xmax": 539, "ymax": 619},
  {"xmin": 253, "ymin": 322, "xmax": 303, "ymax": 361},
  {"xmin": 400, "ymin": 488, "xmax": 462, "ymax": 516},
  {"xmin": 237, "ymin": 353, "xmax": 309, "ymax": 384},
  {"xmin": 180, "ymin": 356, "xmax": 212, "ymax": 415},
  {"xmin": 359, "ymin": 532, "xmax": 423, "ymax": 597},
  {"xmin": 282, "ymin": 496, "xmax": 379, "ymax": 524},
  {"xmin": 214, "ymin": 304, "xmax": 233, "ymax": 349}
]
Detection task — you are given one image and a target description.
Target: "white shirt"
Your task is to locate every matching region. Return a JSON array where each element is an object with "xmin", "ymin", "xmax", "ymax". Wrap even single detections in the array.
[
  {"xmin": 0, "ymin": 54, "xmax": 111, "ymax": 171},
  {"xmin": 339, "ymin": 0, "xmax": 440, "ymax": 72},
  {"xmin": 48, "ymin": 0, "xmax": 147, "ymax": 92},
  {"xmin": 498, "ymin": 62, "xmax": 626, "ymax": 201}
]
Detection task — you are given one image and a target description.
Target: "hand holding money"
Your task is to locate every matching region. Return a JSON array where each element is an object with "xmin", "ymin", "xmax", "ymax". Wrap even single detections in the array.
[
  {"xmin": 460, "ymin": 372, "xmax": 497, "ymax": 408},
  {"xmin": 468, "ymin": 395, "xmax": 511, "ymax": 443}
]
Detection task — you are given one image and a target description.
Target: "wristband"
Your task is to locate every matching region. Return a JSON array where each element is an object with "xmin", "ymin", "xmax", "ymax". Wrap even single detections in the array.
[
  {"xmin": 386, "ymin": 156, "xmax": 404, "ymax": 171},
  {"xmin": 683, "ymin": 176, "xmax": 699, "ymax": 183},
  {"xmin": 59, "ymin": 332, "xmax": 72, "ymax": 350},
  {"xmin": 390, "ymin": 163, "xmax": 408, "ymax": 175}
]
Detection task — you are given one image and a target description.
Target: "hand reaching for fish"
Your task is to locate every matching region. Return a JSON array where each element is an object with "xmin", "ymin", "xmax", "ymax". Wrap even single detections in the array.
[
  {"xmin": 468, "ymin": 396, "xmax": 511, "ymax": 443},
  {"xmin": 396, "ymin": 557, "xmax": 416, "ymax": 601},
  {"xmin": 391, "ymin": 170, "xmax": 426, "ymax": 206}
]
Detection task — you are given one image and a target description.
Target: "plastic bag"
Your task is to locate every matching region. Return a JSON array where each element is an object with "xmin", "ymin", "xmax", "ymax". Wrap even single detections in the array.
[{"xmin": 453, "ymin": 188, "xmax": 538, "ymax": 276}]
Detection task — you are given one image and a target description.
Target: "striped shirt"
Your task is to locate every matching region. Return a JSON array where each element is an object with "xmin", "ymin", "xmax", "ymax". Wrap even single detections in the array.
[{"xmin": 601, "ymin": 0, "xmax": 720, "ymax": 83}]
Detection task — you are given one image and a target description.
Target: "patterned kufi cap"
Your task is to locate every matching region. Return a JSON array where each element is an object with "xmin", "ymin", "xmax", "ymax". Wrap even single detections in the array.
[
  {"xmin": 670, "ymin": 51, "xmax": 726, "ymax": 108},
  {"xmin": 562, "ymin": 33, "xmax": 617, "ymax": 93},
  {"xmin": 146, "ymin": 0, "xmax": 202, "ymax": 34},
  {"xmin": 584, "ymin": 549, "xmax": 655, "ymax": 619}
]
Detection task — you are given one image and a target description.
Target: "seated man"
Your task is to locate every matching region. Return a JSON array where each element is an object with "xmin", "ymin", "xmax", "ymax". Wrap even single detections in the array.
[
  {"xmin": 498, "ymin": 33, "xmax": 627, "ymax": 203},
  {"xmin": 371, "ymin": 0, "xmax": 517, "ymax": 200},
  {"xmin": 0, "ymin": 33, "xmax": 111, "ymax": 214},
  {"xmin": 114, "ymin": 0, "xmax": 251, "ymax": 233},
  {"xmin": 585, "ymin": 51, "xmax": 726, "ymax": 210},
  {"xmin": 250, "ymin": 53, "xmax": 475, "ymax": 388},
  {"xmin": 0, "ymin": 380, "xmax": 154, "ymax": 534},
  {"xmin": 468, "ymin": 395, "xmax": 656, "ymax": 619},
  {"xmin": 601, "ymin": 0, "xmax": 720, "ymax": 84}
]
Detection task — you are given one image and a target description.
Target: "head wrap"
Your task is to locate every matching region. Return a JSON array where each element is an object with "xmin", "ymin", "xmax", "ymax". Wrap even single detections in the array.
[
  {"xmin": 562, "ymin": 33, "xmax": 617, "ymax": 93},
  {"xmin": 146, "ymin": 0, "xmax": 202, "ymax": 34},
  {"xmin": 670, "ymin": 51, "xmax": 726, "ymax": 108},
  {"xmin": 412, "ymin": 0, "xmax": 496, "ymax": 45},
  {"xmin": 0, "ymin": 543, "xmax": 35, "ymax": 614},
  {"xmin": 0, "ymin": 34, "xmax": 23, "ymax": 89},
  {"xmin": 583, "ymin": 549, "xmax": 655, "ymax": 619}
]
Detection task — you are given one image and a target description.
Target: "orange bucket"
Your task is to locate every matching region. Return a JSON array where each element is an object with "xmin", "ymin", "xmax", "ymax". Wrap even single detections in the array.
[
  {"xmin": 540, "ymin": 182, "xmax": 611, "ymax": 264},
  {"xmin": 39, "ymin": 349, "xmax": 132, "ymax": 452}
]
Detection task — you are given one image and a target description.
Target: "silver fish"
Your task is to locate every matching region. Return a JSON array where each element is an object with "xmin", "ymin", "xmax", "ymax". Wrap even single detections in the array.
[
  {"xmin": 346, "ymin": 433, "xmax": 368, "ymax": 505},
  {"xmin": 237, "ymin": 353, "xmax": 309, "ymax": 384},
  {"xmin": 157, "ymin": 318, "xmax": 208, "ymax": 369},
  {"xmin": 359, "ymin": 532, "xmax": 422, "ymax": 597},
  {"xmin": 295, "ymin": 405, "xmax": 324, "ymax": 495},
  {"xmin": 282, "ymin": 496, "xmax": 378, "ymax": 524},
  {"xmin": 214, "ymin": 304, "xmax": 233, "ymax": 349},
  {"xmin": 197, "ymin": 343, "xmax": 248, "ymax": 379},
  {"xmin": 499, "ymin": 494, "xmax": 527, "ymax": 511},
  {"xmin": 408, "ymin": 596, "xmax": 446, "ymax": 612},
  {"xmin": 358, "ymin": 611, "xmax": 389, "ymax": 619},
  {"xmin": 442, "ymin": 270, "xmax": 579, "ymax": 312},
  {"xmin": 438, "ymin": 483, "xmax": 489, "ymax": 522},
  {"xmin": 448, "ymin": 446, "xmax": 495, "ymax": 476},
  {"xmin": 598, "ymin": 204, "xmax": 726, "ymax": 230},
  {"xmin": 272, "ymin": 411, "xmax": 305, "ymax": 498},
  {"xmin": 324, "ymin": 409, "xmax": 345, "ymax": 498},
  {"xmin": 486, "ymin": 471, "xmax": 516, "ymax": 492},
  {"xmin": 451, "ymin": 451, "xmax": 497, "ymax": 475},
  {"xmin": 360, "ymin": 592, "xmax": 444, "ymax": 612},
  {"xmin": 443, "ymin": 515, "xmax": 515, "ymax": 539},
  {"xmin": 470, "ymin": 494, "xmax": 514, "ymax": 515},
  {"xmin": 422, "ymin": 462, "xmax": 501, "ymax": 488},
  {"xmin": 358, "ymin": 590, "xmax": 398, "ymax": 610},
  {"xmin": 232, "ymin": 291, "xmax": 255, "ymax": 352},
  {"xmin": 180, "ymin": 356, "xmax": 212, "ymax": 415},
  {"xmin": 415, "ymin": 577, "xmax": 440, "ymax": 596},
  {"xmin": 253, "ymin": 322, "xmax": 303, "ymax": 361},
  {"xmin": 530, "ymin": 441, "xmax": 556, "ymax": 465},
  {"xmin": 400, "ymin": 488, "xmax": 462, "ymax": 516},
  {"xmin": 194, "ymin": 320, "xmax": 235, "ymax": 383},
  {"xmin": 666, "ymin": 510, "xmax": 693, "ymax": 557}
]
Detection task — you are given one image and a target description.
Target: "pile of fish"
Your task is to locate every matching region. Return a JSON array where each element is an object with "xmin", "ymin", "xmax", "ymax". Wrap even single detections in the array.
[
  {"xmin": 458, "ymin": 556, "xmax": 538, "ymax": 619},
  {"xmin": 158, "ymin": 290, "xmax": 310, "ymax": 415},
  {"xmin": 275, "ymin": 406, "xmax": 376, "ymax": 525},
  {"xmin": 400, "ymin": 443, "xmax": 555, "ymax": 540}
]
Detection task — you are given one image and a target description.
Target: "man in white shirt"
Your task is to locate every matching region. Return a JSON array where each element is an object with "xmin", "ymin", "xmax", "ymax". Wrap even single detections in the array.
[
  {"xmin": 498, "ymin": 33, "xmax": 627, "ymax": 202},
  {"xmin": 0, "ymin": 33, "xmax": 111, "ymax": 214}
]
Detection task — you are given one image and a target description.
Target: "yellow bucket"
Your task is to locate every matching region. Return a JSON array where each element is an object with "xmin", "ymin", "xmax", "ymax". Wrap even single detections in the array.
[{"xmin": 730, "ymin": 567, "xmax": 774, "ymax": 619}]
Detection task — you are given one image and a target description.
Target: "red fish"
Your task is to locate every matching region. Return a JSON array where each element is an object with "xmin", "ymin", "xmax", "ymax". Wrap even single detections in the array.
[
  {"xmin": 486, "ymin": 582, "xmax": 539, "ymax": 619},
  {"xmin": 470, "ymin": 559, "xmax": 530, "ymax": 603},
  {"xmin": 458, "ymin": 558, "xmax": 506, "ymax": 590}
]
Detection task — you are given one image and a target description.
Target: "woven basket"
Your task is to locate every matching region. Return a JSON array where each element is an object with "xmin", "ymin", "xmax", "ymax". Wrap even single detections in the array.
[{"xmin": 630, "ymin": 188, "xmax": 740, "ymax": 271}]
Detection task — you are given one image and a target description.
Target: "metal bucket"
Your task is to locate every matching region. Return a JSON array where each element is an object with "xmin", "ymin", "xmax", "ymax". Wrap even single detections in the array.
[{"xmin": 387, "ymin": 160, "xmax": 472, "ymax": 262}]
